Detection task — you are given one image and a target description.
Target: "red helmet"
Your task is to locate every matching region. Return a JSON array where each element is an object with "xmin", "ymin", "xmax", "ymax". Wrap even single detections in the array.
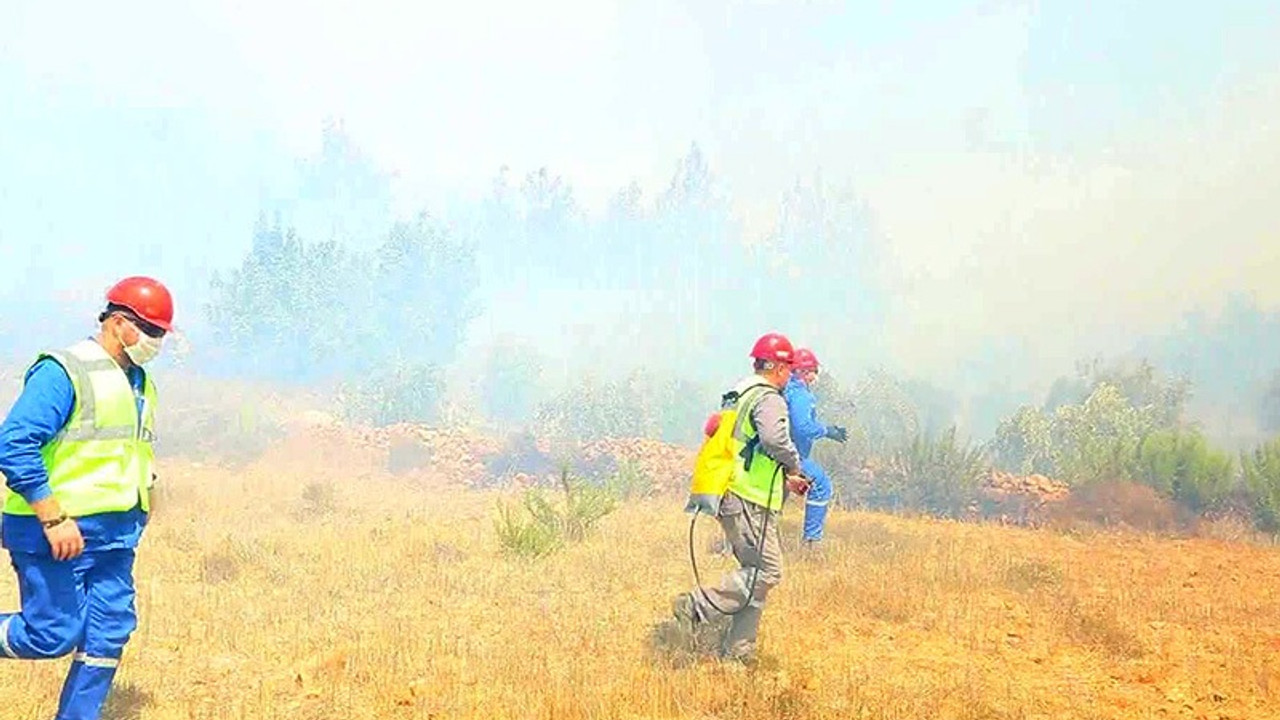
[
  {"xmin": 749, "ymin": 332, "xmax": 794, "ymax": 363},
  {"xmin": 106, "ymin": 276, "xmax": 175, "ymax": 331},
  {"xmin": 792, "ymin": 348, "xmax": 819, "ymax": 371}
]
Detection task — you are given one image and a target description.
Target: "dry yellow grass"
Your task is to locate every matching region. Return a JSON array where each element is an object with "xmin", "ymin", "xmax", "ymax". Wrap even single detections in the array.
[{"xmin": 4, "ymin": 432, "xmax": 1280, "ymax": 720}]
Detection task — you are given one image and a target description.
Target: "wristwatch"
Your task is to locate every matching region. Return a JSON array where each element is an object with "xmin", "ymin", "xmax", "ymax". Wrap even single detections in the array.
[{"xmin": 41, "ymin": 513, "xmax": 69, "ymax": 529}]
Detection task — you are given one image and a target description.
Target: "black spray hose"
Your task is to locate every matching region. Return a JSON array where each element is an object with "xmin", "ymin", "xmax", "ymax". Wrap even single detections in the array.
[{"xmin": 688, "ymin": 464, "xmax": 781, "ymax": 617}]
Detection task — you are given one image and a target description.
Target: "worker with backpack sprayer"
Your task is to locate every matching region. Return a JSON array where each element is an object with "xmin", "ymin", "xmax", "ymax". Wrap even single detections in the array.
[{"xmin": 672, "ymin": 332, "xmax": 810, "ymax": 665}]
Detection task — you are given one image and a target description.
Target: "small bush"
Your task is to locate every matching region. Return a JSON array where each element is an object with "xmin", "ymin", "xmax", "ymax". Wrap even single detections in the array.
[
  {"xmin": 828, "ymin": 370, "xmax": 919, "ymax": 458},
  {"xmin": 533, "ymin": 376, "xmax": 649, "ymax": 442},
  {"xmin": 296, "ymin": 480, "xmax": 337, "ymax": 520},
  {"xmin": 1052, "ymin": 383, "xmax": 1154, "ymax": 485},
  {"xmin": 1134, "ymin": 429, "xmax": 1233, "ymax": 512},
  {"xmin": 340, "ymin": 362, "xmax": 445, "ymax": 427},
  {"xmin": 494, "ymin": 498, "xmax": 564, "ymax": 559},
  {"xmin": 1061, "ymin": 598, "xmax": 1145, "ymax": 658},
  {"xmin": 990, "ymin": 406, "xmax": 1055, "ymax": 476},
  {"xmin": 877, "ymin": 427, "xmax": 987, "ymax": 519},
  {"xmin": 603, "ymin": 457, "xmax": 654, "ymax": 501},
  {"xmin": 201, "ymin": 536, "xmax": 265, "ymax": 584},
  {"xmin": 1242, "ymin": 437, "xmax": 1280, "ymax": 531},
  {"xmin": 494, "ymin": 467, "xmax": 620, "ymax": 558},
  {"xmin": 1003, "ymin": 559, "xmax": 1062, "ymax": 592},
  {"xmin": 202, "ymin": 549, "xmax": 242, "ymax": 584}
]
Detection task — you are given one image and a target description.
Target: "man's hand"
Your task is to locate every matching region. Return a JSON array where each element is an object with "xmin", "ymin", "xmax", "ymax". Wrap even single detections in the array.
[
  {"xmin": 785, "ymin": 471, "xmax": 811, "ymax": 496},
  {"xmin": 44, "ymin": 517, "xmax": 84, "ymax": 561},
  {"xmin": 827, "ymin": 425, "xmax": 849, "ymax": 443},
  {"xmin": 30, "ymin": 497, "xmax": 83, "ymax": 561}
]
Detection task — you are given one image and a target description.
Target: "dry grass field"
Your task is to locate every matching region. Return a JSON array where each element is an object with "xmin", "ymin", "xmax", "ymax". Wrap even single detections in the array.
[{"xmin": 3, "ymin": 424, "xmax": 1280, "ymax": 720}]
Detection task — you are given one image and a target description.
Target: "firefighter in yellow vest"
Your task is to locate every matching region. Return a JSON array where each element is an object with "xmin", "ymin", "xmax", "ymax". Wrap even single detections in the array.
[
  {"xmin": 0, "ymin": 276, "xmax": 173, "ymax": 720},
  {"xmin": 672, "ymin": 332, "xmax": 809, "ymax": 664}
]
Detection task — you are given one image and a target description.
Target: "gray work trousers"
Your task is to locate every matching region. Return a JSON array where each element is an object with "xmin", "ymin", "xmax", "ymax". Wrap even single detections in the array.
[{"xmin": 690, "ymin": 491, "xmax": 783, "ymax": 659}]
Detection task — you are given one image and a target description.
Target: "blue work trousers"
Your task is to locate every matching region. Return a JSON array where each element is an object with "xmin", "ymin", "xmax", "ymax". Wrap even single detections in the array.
[
  {"xmin": 0, "ymin": 549, "xmax": 138, "ymax": 720},
  {"xmin": 801, "ymin": 457, "xmax": 833, "ymax": 542}
]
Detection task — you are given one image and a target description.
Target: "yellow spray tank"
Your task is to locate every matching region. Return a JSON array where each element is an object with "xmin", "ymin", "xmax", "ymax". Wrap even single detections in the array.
[{"xmin": 684, "ymin": 381, "xmax": 772, "ymax": 516}]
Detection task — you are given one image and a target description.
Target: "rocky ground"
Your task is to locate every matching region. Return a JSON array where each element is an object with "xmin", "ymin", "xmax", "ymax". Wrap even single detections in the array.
[{"xmin": 265, "ymin": 411, "xmax": 1073, "ymax": 526}]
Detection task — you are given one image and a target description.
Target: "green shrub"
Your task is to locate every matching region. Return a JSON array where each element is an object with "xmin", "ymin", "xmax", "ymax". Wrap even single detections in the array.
[
  {"xmin": 1242, "ymin": 437, "xmax": 1280, "ymax": 531},
  {"xmin": 295, "ymin": 479, "xmax": 338, "ymax": 521},
  {"xmin": 877, "ymin": 426, "xmax": 987, "ymax": 518},
  {"xmin": 990, "ymin": 405, "xmax": 1055, "ymax": 476},
  {"xmin": 339, "ymin": 362, "xmax": 445, "ymax": 427},
  {"xmin": 1051, "ymin": 383, "xmax": 1154, "ymax": 485},
  {"xmin": 494, "ymin": 494, "xmax": 565, "ymax": 560},
  {"xmin": 603, "ymin": 457, "xmax": 654, "ymax": 501},
  {"xmin": 494, "ymin": 466, "xmax": 620, "ymax": 558},
  {"xmin": 1134, "ymin": 430, "xmax": 1233, "ymax": 512}
]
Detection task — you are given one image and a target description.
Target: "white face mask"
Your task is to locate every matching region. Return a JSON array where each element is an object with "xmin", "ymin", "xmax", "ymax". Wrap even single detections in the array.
[{"xmin": 117, "ymin": 321, "xmax": 164, "ymax": 365}]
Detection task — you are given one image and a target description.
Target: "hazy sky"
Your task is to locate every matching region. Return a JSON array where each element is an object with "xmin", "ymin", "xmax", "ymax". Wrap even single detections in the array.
[{"xmin": 2, "ymin": 0, "xmax": 1278, "ymax": 387}]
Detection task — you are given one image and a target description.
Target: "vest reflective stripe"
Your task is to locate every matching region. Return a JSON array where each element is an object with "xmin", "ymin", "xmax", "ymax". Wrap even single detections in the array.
[
  {"xmin": 2, "ymin": 340, "xmax": 155, "ymax": 518},
  {"xmin": 725, "ymin": 382, "xmax": 786, "ymax": 512}
]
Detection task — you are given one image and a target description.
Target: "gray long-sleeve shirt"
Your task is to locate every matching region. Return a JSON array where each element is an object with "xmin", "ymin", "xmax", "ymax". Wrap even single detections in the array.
[{"xmin": 735, "ymin": 377, "xmax": 801, "ymax": 474}]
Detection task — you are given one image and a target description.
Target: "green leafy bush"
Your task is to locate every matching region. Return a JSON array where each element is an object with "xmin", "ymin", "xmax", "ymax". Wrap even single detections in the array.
[
  {"xmin": 877, "ymin": 427, "xmax": 988, "ymax": 518},
  {"xmin": 1044, "ymin": 358, "xmax": 1190, "ymax": 428},
  {"xmin": 1134, "ymin": 430, "xmax": 1233, "ymax": 512},
  {"xmin": 494, "ymin": 498, "xmax": 564, "ymax": 560},
  {"xmin": 205, "ymin": 208, "xmax": 480, "ymax": 385},
  {"xmin": 991, "ymin": 380, "xmax": 1241, "ymax": 521},
  {"xmin": 990, "ymin": 406, "xmax": 1055, "ymax": 476},
  {"xmin": 1052, "ymin": 383, "xmax": 1155, "ymax": 485},
  {"xmin": 812, "ymin": 370, "xmax": 917, "ymax": 501},
  {"xmin": 1242, "ymin": 437, "xmax": 1280, "ymax": 531},
  {"xmin": 494, "ymin": 467, "xmax": 621, "ymax": 559},
  {"xmin": 603, "ymin": 457, "xmax": 654, "ymax": 501},
  {"xmin": 339, "ymin": 362, "xmax": 445, "ymax": 427}
]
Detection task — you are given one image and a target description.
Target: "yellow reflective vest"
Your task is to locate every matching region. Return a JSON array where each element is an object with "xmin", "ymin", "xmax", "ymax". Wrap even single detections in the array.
[
  {"xmin": 3, "ymin": 339, "xmax": 155, "ymax": 517},
  {"xmin": 724, "ymin": 378, "xmax": 787, "ymax": 512}
]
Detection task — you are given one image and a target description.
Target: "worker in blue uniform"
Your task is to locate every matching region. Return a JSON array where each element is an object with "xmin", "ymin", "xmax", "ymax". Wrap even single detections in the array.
[
  {"xmin": 782, "ymin": 347, "xmax": 847, "ymax": 544},
  {"xmin": 0, "ymin": 276, "xmax": 174, "ymax": 720}
]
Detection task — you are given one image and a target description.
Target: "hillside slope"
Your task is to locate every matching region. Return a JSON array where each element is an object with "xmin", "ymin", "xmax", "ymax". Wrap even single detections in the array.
[{"xmin": 1, "ymin": 431, "xmax": 1278, "ymax": 719}]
